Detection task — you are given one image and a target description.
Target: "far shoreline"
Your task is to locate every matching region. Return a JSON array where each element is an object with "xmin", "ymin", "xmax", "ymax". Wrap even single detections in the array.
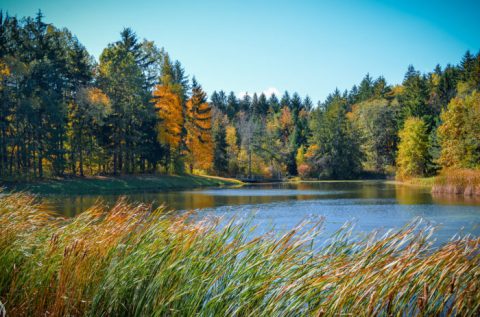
[{"xmin": 2, "ymin": 174, "xmax": 243, "ymax": 195}]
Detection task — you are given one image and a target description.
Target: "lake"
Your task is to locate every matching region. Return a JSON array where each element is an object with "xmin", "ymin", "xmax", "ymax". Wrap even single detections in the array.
[{"xmin": 43, "ymin": 180, "xmax": 480, "ymax": 245}]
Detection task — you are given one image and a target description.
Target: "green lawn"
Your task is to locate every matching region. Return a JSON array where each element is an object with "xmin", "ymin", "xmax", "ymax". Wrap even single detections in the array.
[{"xmin": 4, "ymin": 174, "xmax": 242, "ymax": 195}]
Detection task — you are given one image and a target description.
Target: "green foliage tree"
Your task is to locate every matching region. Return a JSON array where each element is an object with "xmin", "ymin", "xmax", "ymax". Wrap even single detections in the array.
[
  {"xmin": 307, "ymin": 96, "xmax": 362, "ymax": 179},
  {"xmin": 350, "ymin": 98, "xmax": 400, "ymax": 172},
  {"xmin": 399, "ymin": 66, "xmax": 433, "ymax": 127},
  {"xmin": 437, "ymin": 91, "xmax": 480, "ymax": 169},
  {"xmin": 212, "ymin": 118, "xmax": 228, "ymax": 175}
]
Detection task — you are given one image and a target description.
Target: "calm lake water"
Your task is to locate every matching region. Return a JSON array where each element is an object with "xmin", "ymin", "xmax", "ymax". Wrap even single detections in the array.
[{"xmin": 43, "ymin": 181, "xmax": 480, "ymax": 245}]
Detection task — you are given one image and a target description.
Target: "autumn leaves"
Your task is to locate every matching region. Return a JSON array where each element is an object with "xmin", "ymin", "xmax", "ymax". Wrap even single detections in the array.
[{"xmin": 154, "ymin": 78, "xmax": 213, "ymax": 173}]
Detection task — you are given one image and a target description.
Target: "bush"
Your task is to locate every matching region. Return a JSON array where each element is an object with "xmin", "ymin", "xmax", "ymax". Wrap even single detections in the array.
[{"xmin": 297, "ymin": 163, "xmax": 312, "ymax": 179}]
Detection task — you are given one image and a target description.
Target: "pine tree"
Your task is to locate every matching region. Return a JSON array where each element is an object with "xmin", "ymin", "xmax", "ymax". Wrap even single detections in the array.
[
  {"xmin": 307, "ymin": 96, "xmax": 362, "ymax": 179},
  {"xmin": 399, "ymin": 66, "xmax": 432, "ymax": 127},
  {"xmin": 226, "ymin": 91, "xmax": 238, "ymax": 120},
  {"xmin": 357, "ymin": 74, "xmax": 374, "ymax": 102},
  {"xmin": 210, "ymin": 90, "xmax": 227, "ymax": 113},
  {"xmin": 268, "ymin": 93, "xmax": 280, "ymax": 112}
]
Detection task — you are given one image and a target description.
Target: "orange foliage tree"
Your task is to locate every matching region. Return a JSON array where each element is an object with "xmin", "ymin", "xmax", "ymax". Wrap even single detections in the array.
[{"xmin": 152, "ymin": 84, "xmax": 184, "ymax": 171}]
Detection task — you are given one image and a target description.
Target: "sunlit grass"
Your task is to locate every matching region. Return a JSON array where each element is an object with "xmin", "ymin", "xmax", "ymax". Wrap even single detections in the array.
[{"xmin": 1, "ymin": 193, "xmax": 479, "ymax": 316}]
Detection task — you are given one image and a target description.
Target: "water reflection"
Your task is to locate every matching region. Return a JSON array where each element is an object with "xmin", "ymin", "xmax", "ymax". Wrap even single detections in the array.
[{"xmin": 42, "ymin": 181, "xmax": 480, "ymax": 244}]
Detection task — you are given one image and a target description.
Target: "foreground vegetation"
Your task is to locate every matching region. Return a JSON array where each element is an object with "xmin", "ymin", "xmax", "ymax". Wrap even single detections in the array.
[
  {"xmin": 1, "ymin": 193, "xmax": 479, "ymax": 316},
  {"xmin": 3, "ymin": 174, "xmax": 241, "ymax": 195}
]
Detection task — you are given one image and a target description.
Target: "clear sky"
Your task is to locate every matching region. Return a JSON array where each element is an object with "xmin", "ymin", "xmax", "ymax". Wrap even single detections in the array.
[{"xmin": 2, "ymin": 0, "xmax": 479, "ymax": 102}]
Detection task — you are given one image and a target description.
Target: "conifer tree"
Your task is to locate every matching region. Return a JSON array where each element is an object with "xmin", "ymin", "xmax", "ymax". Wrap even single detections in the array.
[
  {"xmin": 185, "ymin": 78, "xmax": 213, "ymax": 172},
  {"xmin": 153, "ymin": 85, "xmax": 183, "ymax": 172},
  {"xmin": 212, "ymin": 118, "xmax": 228, "ymax": 174}
]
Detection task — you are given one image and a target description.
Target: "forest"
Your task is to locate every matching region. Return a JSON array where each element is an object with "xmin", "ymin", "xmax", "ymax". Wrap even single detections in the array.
[{"xmin": 0, "ymin": 11, "xmax": 479, "ymax": 181}]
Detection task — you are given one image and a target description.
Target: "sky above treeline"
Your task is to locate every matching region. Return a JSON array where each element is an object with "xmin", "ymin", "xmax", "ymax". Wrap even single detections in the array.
[{"xmin": 2, "ymin": 0, "xmax": 479, "ymax": 102}]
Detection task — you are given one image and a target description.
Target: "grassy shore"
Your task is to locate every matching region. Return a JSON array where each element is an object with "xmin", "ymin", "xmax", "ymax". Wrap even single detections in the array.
[
  {"xmin": 1, "ymin": 193, "xmax": 479, "ymax": 316},
  {"xmin": 391, "ymin": 176, "xmax": 436, "ymax": 188},
  {"xmin": 3, "ymin": 174, "xmax": 242, "ymax": 195},
  {"xmin": 432, "ymin": 169, "xmax": 480, "ymax": 196},
  {"xmin": 394, "ymin": 169, "xmax": 480, "ymax": 197}
]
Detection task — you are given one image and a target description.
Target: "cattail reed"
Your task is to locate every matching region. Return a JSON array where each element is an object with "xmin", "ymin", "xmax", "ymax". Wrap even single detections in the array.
[{"xmin": 0, "ymin": 193, "xmax": 479, "ymax": 316}]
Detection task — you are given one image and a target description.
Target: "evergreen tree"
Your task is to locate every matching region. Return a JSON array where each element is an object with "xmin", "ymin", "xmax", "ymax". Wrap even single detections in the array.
[
  {"xmin": 226, "ymin": 91, "xmax": 238, "ymax": 120},
  {"xmin": 257, "ymin": 93, "xmax": 269, "ymax": 117},
  {"xmin": 212, "ymin": 118, "xmax": 228, "ymax": 175},
  {"xmin": 290, "ymin": 93, "xmax": 302, "ymax": 115},
  {"xmin": 357, "ymin": 73, "xmax": 374, "ymax": 102},
  {"xmin": 303, "ymin": 96, "xmax": 313, "ymax": 111},
  {"xmin": 399, "ymin": 65, "xmax": 432, "ymax": 127},
  {"xmin": 268, "ymin": 93, "xmax": 280, "ymax": 112},
  {"xmin": 280, "ymin": 91, "xmax": 291, "ymax": 109},
  {"xmin": 307, "ymin": 96, "xmax": 362, "ymax": 179},
  {"xmin": 211, "ymin": 90, "xmax": 227, "ymax": 113}
]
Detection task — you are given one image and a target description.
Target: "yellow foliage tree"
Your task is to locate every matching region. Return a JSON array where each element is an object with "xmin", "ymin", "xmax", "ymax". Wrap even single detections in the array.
[
  {"xmin": 185, "ymin": 79, "xmax": 213, "ymax": 172},
  {"xmin": 438, "ymin": 91, "xmax": 480, "ymax": 169},
  {"xmin": 0, "ymin": 60, "xmax": 10, "ymax": 94},
  {"xmin": 153, "ymin": 85, "xmax": 183, "ymax": 170},
  {"xmin": 225, "ymin": 125, "xmax": 239, "ymax": 174},
  {"xmin": 396, "ymin": 117, "xmax": 429, "ymax": 179}
]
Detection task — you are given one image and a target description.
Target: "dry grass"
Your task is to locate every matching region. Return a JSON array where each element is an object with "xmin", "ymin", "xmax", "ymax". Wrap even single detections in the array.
[
  {"xmin": 433, "ymin": 169, "xmax": 480, "ymax": 196},
  {"xmin": 1, "ymin": 193, "xmax": 479, "ymax": 316}
]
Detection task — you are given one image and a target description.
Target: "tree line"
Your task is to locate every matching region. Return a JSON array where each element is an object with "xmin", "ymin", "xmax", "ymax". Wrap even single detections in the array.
[
  {"xmin": 0, "ymin": 11, "xmax": 213, "ymax": 179},
  {"xmin": 210, "ymin": 53, "xmax": 480, "ymax": 180},
  {"xmin": 0, "ymin": 11, "xmax": 479, "ymax": 180}
]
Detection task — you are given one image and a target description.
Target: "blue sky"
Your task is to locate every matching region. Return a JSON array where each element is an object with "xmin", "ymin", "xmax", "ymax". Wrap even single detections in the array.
[{"xmin": 2, "ymin": 0, "xmax": 479, "ymax": 102}]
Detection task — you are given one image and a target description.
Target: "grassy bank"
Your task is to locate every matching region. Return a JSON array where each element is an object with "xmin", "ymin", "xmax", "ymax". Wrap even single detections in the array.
[
  {"xmin": 1, "ymin": 193, "xmax": 479, "ymax": 316},
  {"xmin": 432, "ymin": 169, "xmax": 480, "ymax": 196},
  {"xmin": 3, "ymin": 174, "xmax": 242, "ymax": 195},
  {"xmin": 392, "ymin": 176, "xmax": 436, "ymax": 188}
]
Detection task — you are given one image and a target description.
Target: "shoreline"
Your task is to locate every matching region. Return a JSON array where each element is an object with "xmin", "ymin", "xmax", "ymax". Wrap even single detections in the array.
[
  {"xmin": 385, "ymin": 177, "xmax": 435, "ymax": 189},
  {"xmin": 2, "ymin": 174, "xmax": 243, "ymax": 195}
]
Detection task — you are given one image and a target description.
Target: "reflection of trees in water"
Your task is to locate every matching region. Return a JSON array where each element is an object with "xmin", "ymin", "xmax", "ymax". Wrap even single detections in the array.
[
  {"xmin": 395, "ymin": 185, "xmax": 432, "ymax": 205},
  {"xmin": 431, "ymin": 192, "xmax": 480, "ymax": 206},
  {"xmin": 45, "ymin": 182, "xmax": 480, "ymax": 217}
]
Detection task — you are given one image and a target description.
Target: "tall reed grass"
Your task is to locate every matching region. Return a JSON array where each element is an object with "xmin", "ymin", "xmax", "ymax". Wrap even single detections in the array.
[
  {"xmin": 1, "ymin": 193, "xmax": 479, "ymax": 316},
  {"xmin": 433, "ymin": 169, "xmax": 480, "ymax": 196}
]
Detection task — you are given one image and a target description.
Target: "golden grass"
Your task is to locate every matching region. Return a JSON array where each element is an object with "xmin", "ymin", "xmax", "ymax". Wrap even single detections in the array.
[
  {"xmin": 433, "ymin": 169, "xmax": 480, "ymax": 196},
  {"xmin": 1, "ymin": 193, "xmax": 479, "ymax": 316}
]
